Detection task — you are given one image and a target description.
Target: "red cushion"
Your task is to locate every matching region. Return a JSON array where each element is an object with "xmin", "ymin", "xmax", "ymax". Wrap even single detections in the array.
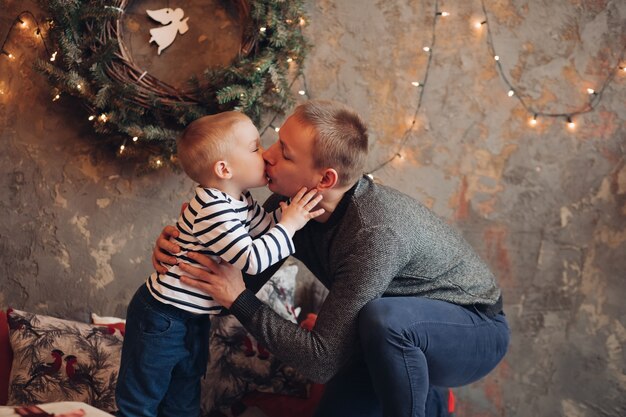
[
  {"xmin": 0, "ymin": 309, "xmax": 13, "ymax": 405},
  {"xmin": 243, "ymin": 383, "xmax": 325, "ymax": 417}
]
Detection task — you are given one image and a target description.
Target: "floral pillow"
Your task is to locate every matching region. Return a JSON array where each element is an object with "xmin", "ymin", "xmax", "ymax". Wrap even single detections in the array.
[
  {"xmin": 7, "ymin": 308, "xmax": 123, "ymax": 413},
  {"xmin": 201, "ymin": 264, "xmax": 311, "ymax": 415}
]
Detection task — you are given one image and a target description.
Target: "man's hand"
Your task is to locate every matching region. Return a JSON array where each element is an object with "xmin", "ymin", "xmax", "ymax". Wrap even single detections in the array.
[
  {"xmin": 151, "ymin": 225, "xmax": 181, "ymax": 273},
  {"xmin": 178, "ymin": 253, "xmax": 245, "ymax": 309},
  {"xmin": 279, "ymin": 187, "xmax": 325, "ymax": 235}
]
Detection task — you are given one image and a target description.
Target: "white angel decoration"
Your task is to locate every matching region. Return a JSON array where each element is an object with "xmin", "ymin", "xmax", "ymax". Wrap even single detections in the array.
[{"xmin": 146, "ymin": 8, "xmax": 189, "ymax": 55}]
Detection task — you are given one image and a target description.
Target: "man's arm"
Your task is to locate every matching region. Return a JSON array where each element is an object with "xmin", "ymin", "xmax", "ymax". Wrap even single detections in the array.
[{"xmin": 182, "ymin": 226, "xmax": 403, "ymax": 383}]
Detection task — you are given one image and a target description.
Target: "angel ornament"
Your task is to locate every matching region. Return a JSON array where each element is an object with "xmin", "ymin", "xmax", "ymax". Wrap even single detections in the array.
[{"xmin": 146, "ymin": 8, "xmax": 189, "ymax": 55}]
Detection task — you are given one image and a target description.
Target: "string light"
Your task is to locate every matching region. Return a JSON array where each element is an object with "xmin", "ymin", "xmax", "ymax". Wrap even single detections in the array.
[
  {"xmin": 436, "ymin": 11, "xmax": 450, "ymax": 17},
  {"xmin": 50, "ymin": 51, "xmax": 57, "ymax": 61},
  {"xmin": 368, "ymin": 1, "xmax": 440, "ymax": 174},
  {"xmin": 52, "ymin": 93, "xmax": 60, "ymax": 101},
  {"xmin": 18, "ymin": 18, "xmax": 26, "ymax": 28},
  {"xmin": 119, "ymin": 144, "xmax": 125, "ymax": 153},
  {"xmin": 274, "ymin": 126, "xmax": 280, "ymax": 132},
  {"xmin": 298, "ymin": 90, "xmax": 306, "ymax": 95},
  {"xmin": 132, "ymin": 136, "xmax": 138, "ymax": 142},
  {"xmin": 566, "ymin": 116, "xmax": 575, "ymax": 130},
  {"xmin": 88, "ymin": 115, "xmax": 95, "ymax": 121},
  {"xmin": 259, "ymin": 27, "xmax": 267, "ymax": 33},
  {"xmin": 99, "ymin": 113, "xmax": 108, "ymax": 122},
  {"xmin": 299, "ymin": 17, "xmax": 306, "ymax": 26},
  {"xmin": 479, "ymin": 0, "xmax": 625, "ymax": 133},
  {"xmin": 286, "ymin": 57, "xmax": 293, "ymax": 63},
  {"xmin": 475, "ymin": 21, "xmax": 487, "ymax": 29}
]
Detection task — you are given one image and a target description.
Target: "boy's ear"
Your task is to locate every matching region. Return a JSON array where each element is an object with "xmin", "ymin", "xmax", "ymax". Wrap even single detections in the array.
[
  {"xmin": 317, "ymin": 168, "xmax": 339, "ymax": 190},
  {"xmin": 213, "ymin": 160, "xmax": 232, "ymax": 179}
]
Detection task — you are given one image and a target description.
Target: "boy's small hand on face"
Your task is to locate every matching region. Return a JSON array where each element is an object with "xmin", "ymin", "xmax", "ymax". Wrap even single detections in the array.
[{"xmin": 279, "ymin": 187, "xmax": 325, "ymax": 235}]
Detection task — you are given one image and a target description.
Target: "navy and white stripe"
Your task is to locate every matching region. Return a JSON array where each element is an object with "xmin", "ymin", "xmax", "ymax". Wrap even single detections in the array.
[{"xmin": 148, "ymin": 187, "xmax": 293, "ymax": 314}]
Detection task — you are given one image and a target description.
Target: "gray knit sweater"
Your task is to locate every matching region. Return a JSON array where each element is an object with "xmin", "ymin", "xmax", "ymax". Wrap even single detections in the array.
[{"xmin": 231, "ymin": 176, "xmax": 501, "ymax": 383}]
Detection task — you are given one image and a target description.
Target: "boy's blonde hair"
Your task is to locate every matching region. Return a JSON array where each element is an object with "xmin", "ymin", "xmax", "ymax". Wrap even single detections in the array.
[
  {"xmin": 177, "ymin": 111, "xmax": 251, "ymax": 184},
  {"xmin": 293, "ymin": 100, "xmax": 368, "ymax": 187}
]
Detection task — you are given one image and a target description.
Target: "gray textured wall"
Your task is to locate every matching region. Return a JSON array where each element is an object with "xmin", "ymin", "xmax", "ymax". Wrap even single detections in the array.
[{"xmin": 1, "ymin": 0, "xmax": 625, "ymax": 416}]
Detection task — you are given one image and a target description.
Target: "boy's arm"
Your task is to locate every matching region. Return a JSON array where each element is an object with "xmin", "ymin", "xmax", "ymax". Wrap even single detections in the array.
[
  {"xmin": 191, "ymin": 204, "xmax": 294, "ymax": 275},
  {"xmin": 246, "ymin": 192, "xmax": 284, "ymax": 239}
]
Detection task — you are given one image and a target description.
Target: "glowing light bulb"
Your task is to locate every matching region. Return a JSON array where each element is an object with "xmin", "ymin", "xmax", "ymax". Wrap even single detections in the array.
[
  {"xmin": 259, "ymin": 27, "xmax": 267, "ymax": 33},
  {"xmin": 529, "ymin": 114, "xmax": 537, "ymax": 127},
  {"xmin": 507, "ymin": 90, "xmax": 515, "ymax": 97},
  {"xmin": 286, "ymin": 57, "xmax": 293, "ymax": 63},
  {"xmin": 19, "ymin": 19, "xmax": 26, "ymax": 28},
  {"xmin": 274, "ymin": 126, "xmax": 280, "ymax": 132},
  {"xmin": 411, "ymin": 81, "xmax": 421, "ymax": 87},
  {"xmin": 132, "ymin": 136, "xmax": 138, "ymax": 142},
  {"xmin": 88, "ymin": 115, "xmax": 95, "ymax": 121},
  {"xmin": 441, "ymin": 12, "xmax": 450, "ymax": 17},
  {"xmin": 566, "ymin": 117, "xmax": 575, "ymax": 130},
  {"xmin": 586, "ymin": 88, "xmax": 595, "ymax": 95},
  {"xmin": 50, "ymin": 51, "xmax": 57, "ymax": 61},
  {"xmin": 99, "ymin": 113, "xmax": 108, "ymax": 122},
  {"xmin": 494, "ymin": 55, "xmax": 500, "ymax": 61},
  {"xmin": 77, "ymin": 84, "xmax": 82, "ymax": 90},
  {"xmin": 52, "ymin": 94, "xmax": 60, "ymax": 101},
  {"xmin": 423, "ymin": 46, "xmax": 431, "ymax": 52},
  {"xmin": 299, "ymin": 17, "xmax": 306, "ymax": 26},
  {"xmin": 298, "ymin": 90, "xmax": 306, "ymax": 95},
  {"xmin": 119, "ymin": 145, "xmax": 125, "ymax": 153},
  {"xmin": 156, "ymin": 159, "xmax": 162, "ymax": 166},
  {"xmin": 475, "ymin": 21, "xmax": 486, "ymax": 29}
]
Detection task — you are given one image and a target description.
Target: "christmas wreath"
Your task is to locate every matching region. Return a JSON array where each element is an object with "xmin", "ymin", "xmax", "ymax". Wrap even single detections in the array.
[{"xmin": 35, "ymin": 0, "xmax": 309, "ymax": 170}]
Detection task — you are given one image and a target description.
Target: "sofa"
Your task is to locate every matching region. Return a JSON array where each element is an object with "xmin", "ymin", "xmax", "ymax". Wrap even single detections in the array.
[{"xmin": 0, "ymin": 265, "xmax": 326, "ymax": 417}]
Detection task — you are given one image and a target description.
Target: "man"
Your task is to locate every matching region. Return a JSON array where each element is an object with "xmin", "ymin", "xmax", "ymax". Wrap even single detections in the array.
[{"xmin": 153, "ymin": 100, "xmax": 510, "ymax": 417}]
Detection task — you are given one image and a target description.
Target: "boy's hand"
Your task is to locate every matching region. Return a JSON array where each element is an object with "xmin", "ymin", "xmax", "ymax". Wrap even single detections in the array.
[{"xmin": 278, "ymin": 187, "xmax": 325, "ymax": 235}]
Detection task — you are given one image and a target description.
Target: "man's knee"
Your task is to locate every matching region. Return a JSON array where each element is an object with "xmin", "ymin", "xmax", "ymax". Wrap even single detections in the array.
[{"xmin": 358, "ymin": 298, "xmax": 394, "ymax": 343}]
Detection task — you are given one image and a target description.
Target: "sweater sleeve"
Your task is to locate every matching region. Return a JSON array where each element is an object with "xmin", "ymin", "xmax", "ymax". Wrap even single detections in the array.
[
  {"xmin": 192, "ymin": 203, "xmax": 294, "ymax": 275},
  {"xmin": 246, "ymin": 195, "xmax": 283, "ymax": 239},
  {"xmin": 230, "ymin": 226, "xmax": 404, "ymax": 383}
]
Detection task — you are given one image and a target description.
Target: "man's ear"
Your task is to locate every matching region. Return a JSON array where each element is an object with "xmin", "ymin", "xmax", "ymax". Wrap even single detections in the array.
[
  {"xmin": 213, "ymin": 160, "xmax": 232, "ymax": 179},
  {"xmin": 317, "ymin": 168, "xmax": 339, "ymax": 190}
]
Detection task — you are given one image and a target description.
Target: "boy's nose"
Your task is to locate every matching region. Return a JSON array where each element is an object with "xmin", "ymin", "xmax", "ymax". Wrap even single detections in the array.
[{"xmin": 262, "ymin": 146, "xmax": 275, "ymax": 165}]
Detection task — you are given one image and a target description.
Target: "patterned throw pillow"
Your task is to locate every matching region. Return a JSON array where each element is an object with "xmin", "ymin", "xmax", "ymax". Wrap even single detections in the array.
[
  {"xmin": 201, "ymin": 264, "xmax": 311, "ymax": 415},
  {"xmin": 7, "ymin": 308, "xmax": 123, "ymax": 413}
]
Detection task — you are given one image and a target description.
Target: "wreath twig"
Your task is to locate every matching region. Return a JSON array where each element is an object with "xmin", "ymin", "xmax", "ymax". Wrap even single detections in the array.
[{"xmin": 35, "ymin": 0, "xmax": 309, "ymax": 171}]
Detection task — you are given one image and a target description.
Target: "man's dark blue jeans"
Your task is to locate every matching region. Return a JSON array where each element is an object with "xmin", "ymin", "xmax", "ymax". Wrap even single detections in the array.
[
  {"xmin": 314, "ymin": 296, "xmax": 510, "ymax": 417},
  {"xmin": 115, "ymin": 284, "xmax": 211, "ymax": 417}
]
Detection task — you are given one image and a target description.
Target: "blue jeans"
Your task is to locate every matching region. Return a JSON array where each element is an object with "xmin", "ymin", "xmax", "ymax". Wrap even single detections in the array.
[
  {"xmin": 115, "ymin": 284, "xmax": 211, "ymax": 417},
  {"xmin": 314, "ymin": 297, "xmax": 510, "ymax": 417}
]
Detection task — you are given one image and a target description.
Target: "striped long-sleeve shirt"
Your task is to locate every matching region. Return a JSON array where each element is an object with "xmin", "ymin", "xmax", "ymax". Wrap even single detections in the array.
[{"xmin": 147, "ymin": 187, "xmax": 294, "ymax": 314}]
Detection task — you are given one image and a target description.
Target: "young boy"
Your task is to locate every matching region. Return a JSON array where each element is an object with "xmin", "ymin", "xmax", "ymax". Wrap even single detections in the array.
[{"xmin": 115, "ymin": 111, "xmax": 324, "ymax": 417}]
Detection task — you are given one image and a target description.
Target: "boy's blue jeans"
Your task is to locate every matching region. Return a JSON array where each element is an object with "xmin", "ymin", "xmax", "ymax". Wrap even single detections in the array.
[
  {"xmin": 314, "ymin": 296, "xmax": 510, "ymax": 417},
  {"xmin": 115, "ymin": 284, "xmax": 211, "ymax": 417}
]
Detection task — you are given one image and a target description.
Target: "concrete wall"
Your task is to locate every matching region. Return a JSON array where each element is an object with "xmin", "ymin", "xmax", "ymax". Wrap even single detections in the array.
[{"xmin": 1, "ymin": 0, "xmax": 625, "ymax": 415}]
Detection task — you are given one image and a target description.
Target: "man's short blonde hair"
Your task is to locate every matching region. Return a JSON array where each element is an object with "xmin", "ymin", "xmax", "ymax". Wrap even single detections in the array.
[
  {"xmin": 293, "ymin": 100, "xmax": 368, "ymax": 187},
  {"xmin": 177, "ymin": 111, "xmax": 251, "ymax": 184}
]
